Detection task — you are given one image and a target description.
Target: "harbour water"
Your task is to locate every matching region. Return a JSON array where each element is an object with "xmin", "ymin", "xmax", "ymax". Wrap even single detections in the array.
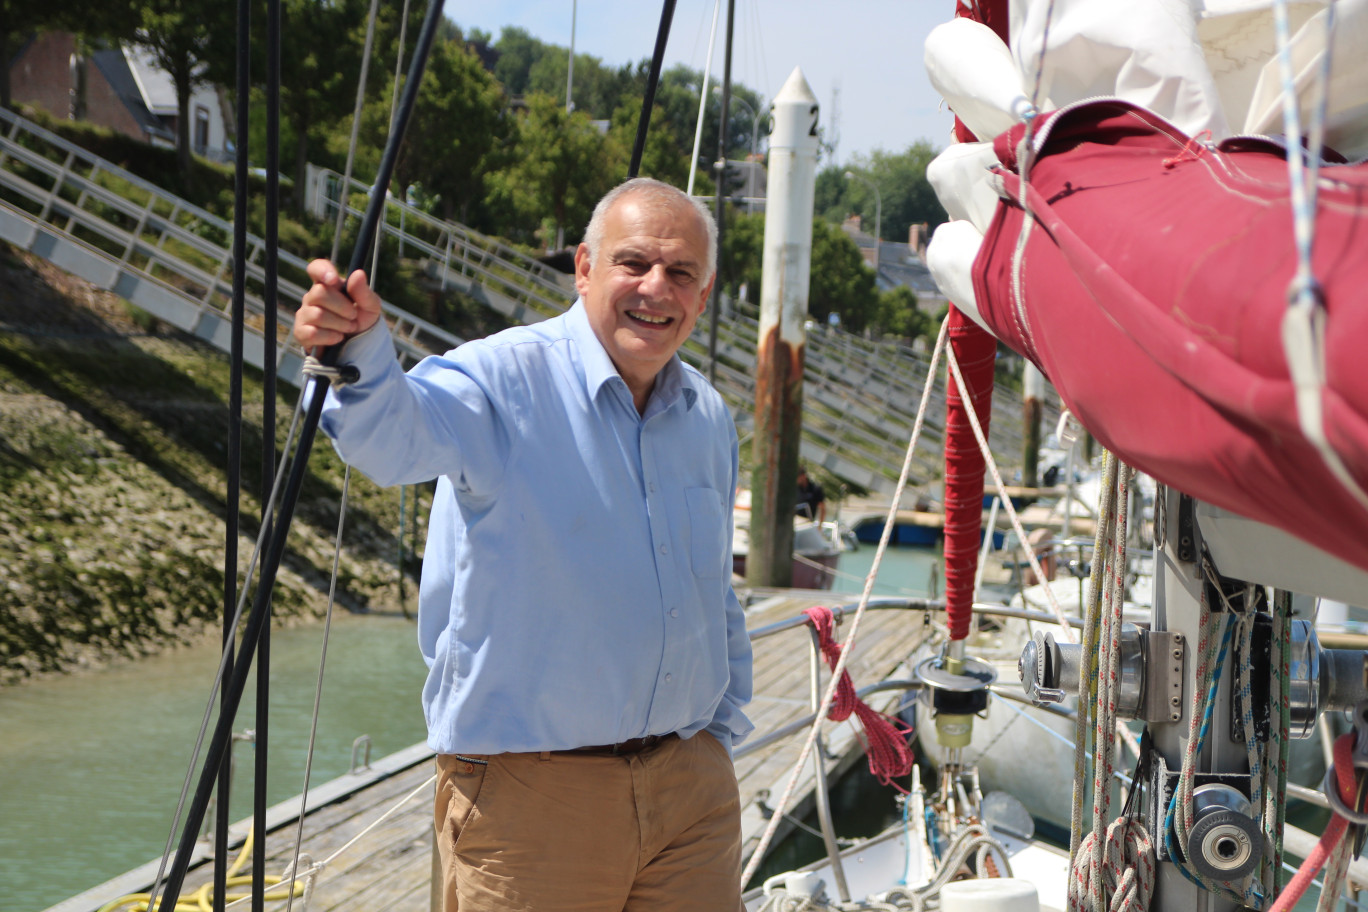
[
  {"xmin": 1, "ymin": 544, "xmax": 938, "ymax": 912},
  {"xmin": 0, "ymin": 613, "xmax": 429, "ymax": 912}
]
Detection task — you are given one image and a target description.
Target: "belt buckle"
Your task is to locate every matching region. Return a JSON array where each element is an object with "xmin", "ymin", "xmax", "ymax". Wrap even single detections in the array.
[{"xmin": 611, "ymin": 735, "xmax": 658, "ymax": 755}]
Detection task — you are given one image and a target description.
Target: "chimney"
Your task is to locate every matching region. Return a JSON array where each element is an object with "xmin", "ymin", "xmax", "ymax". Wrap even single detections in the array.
[{"xmin": 908, "ymin": 222, "xmax": 930, "ymax": 261}]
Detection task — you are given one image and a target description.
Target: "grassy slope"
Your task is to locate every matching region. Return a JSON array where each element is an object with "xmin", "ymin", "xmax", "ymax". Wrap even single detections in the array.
[{"xmin": 0, "ymin": 242, "xmax": 430, "ymax": 685}]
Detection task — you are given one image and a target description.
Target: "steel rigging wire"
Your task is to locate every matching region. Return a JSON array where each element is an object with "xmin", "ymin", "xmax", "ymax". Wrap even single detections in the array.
[{"xmin": 149, "ymin": 0, "xmax": 447, "ymax": 906}]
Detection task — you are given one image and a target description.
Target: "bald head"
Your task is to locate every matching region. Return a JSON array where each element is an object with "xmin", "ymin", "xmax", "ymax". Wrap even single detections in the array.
[{"xmin": 583, "ymin": 178, "xmax": 718, "ymax": 283}]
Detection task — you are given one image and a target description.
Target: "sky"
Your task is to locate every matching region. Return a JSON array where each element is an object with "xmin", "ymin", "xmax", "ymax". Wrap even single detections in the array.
[{"xmin": 441, "ymin": 0, "xmax": 956, "ymax": 164}]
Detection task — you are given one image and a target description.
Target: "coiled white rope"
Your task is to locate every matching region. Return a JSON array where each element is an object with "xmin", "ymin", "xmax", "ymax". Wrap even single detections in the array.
[{"xmin": 1072, "ymin": 816, "xmax": 1155, "ymax": 912}]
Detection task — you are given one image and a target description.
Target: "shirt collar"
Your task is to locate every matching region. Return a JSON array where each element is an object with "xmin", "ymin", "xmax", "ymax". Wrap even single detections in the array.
[{"xmin": 565, "ymin": 299, "xmax": 697, "ymax": 413}]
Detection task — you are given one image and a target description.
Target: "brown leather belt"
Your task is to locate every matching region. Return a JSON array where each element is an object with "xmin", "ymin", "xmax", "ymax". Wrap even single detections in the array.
[{"xmin": 569, "ymin": 733, "xmax": 676, "ymax": 755}]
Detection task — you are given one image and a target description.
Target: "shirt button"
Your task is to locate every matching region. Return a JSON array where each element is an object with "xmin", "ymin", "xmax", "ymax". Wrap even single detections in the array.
[
  {"xmin": 665, "ymin": 673, "xmax": 673, "ymax": 683},
  {"xmin": 669, "ymin": 608, "xmax": 678, "ymax": 618},
  {"xmin": 658, "ymin": 544, "xmax": 668, "ymax": 555},
  {"xmin": 648, "ymin": 482, "xmax": 657, "ymax": 492}
]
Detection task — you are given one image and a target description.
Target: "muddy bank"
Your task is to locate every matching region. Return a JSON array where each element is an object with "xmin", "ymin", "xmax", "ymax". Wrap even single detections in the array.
[{"xmin": 0, "ymin": 244, "xmax": 426, "ymax": 685}]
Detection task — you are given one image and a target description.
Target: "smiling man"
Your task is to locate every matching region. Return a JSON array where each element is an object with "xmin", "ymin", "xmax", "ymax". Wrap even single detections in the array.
[{"xmin": 293, "ymin": 177, "xmax": 753, "ymax": 911}]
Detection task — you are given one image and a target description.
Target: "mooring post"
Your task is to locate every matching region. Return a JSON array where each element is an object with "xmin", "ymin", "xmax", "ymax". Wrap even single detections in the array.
[{"xmin": 748, "ymin": 67, "xmax": 818, "ymax": 588}]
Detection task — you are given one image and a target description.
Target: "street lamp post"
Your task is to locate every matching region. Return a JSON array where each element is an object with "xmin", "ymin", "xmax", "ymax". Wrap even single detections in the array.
[
  {"xmin": 716, "ymin": 87, "xmax": 764, "ymax": 213},
  {"xmin": 844, "ymin": 170, "xmax": 881, "ymax": 275}
]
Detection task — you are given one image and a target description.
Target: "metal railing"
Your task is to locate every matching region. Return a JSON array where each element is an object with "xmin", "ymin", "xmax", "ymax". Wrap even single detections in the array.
[
  {"xmin": 1, "ymin": 106, "xmax": 1055, "ymax": 493},
  {"xmin": 0, "ymin": 108, "xmax": 461, "ymax": 387}
]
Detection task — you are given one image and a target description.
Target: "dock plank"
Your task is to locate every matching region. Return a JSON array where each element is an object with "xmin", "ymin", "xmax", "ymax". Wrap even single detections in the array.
[{"xmin": 52, "ymin": 593, "xmax": 934, "ymax": 911}]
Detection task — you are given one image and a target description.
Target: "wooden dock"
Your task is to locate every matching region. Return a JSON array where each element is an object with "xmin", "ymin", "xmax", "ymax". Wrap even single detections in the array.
[{"xmin": 50, "ymin": 593, "xmax": 935, "ymax": 912}]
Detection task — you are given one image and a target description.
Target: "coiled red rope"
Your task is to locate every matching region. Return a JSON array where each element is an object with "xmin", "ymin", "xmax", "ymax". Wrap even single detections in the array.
[
  {"xmin": 1269, "ymin": 733, "xmax": 1361, "ymax": 912},
  {"xmin": 803, "ymin": 606, "xmax": 915, "ymax": 789}
]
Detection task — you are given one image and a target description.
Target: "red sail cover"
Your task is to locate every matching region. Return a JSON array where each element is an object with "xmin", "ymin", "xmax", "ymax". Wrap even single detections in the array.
[
  {"xmin": 943, "ymin": 307, "xmax": 998, "ymax": 640},
  {"xmin": 972, "ymin": 100, "xmax": 1368, "ymax": 571}
]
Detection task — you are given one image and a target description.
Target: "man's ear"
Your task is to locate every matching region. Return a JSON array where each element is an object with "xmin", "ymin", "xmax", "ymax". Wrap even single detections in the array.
[
  {"xmin": 574, "ymin": 244, "xmax": 592, "ymax": 297},
  {"xmin": 697, "ymin": 274, "xmax": 716, "ymax": 314}
]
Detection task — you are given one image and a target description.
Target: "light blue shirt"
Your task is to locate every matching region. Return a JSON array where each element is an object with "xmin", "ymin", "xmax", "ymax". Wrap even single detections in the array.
[{"xmin": 319, "ymin": 301, "xmax": 753, "ymax": 756}]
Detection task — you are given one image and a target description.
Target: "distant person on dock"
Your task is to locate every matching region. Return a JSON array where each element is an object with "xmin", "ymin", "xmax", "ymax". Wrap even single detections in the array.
[
  {"xmin": 796, "ymin": 465, "xmax": 826, "ymax": 524},
  {"xmin": 293, "ymin": 177, "xmax": 753, "ymax": 911}
]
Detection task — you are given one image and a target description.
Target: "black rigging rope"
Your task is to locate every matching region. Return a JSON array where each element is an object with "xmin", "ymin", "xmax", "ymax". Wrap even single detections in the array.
[
  {"xmin": 252, "ymin": 0, "xmax": 283, "ymax": 906},
  {"xmin": 629, "ymin": 0, "xmax": 678, "ymax": 178},
  {"xmin": 213, "ymin": 0, "xmax": 252, "ymax": 905},
  {"xmin": 151, "ymin": 0, "xmax": 447, "ymax": 906}
]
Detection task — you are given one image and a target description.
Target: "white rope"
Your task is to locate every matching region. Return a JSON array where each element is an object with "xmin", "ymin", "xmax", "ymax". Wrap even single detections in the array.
[
  {"xmin": 1066, "ymin": 458, "xmax": 1154, "ymax": 912},
  {"xmin": 1089, "ymin": 461, "xmax": 1127, "ymax": 907},
  {"xmin": 301, "ymin": 354, "xmax": 356, "ymax": 385},
  {"xmin": 684, "ymin": 0, "xmax": 723, "ymax": 197},
  {"xmin": 1071, "ymin": 816, "xmax": 1155, "ymax": 912},
  {"xmin": 226, "ymin": 772, "xmax": 438, "ymax": 908},
  {"xmin": 740, "ymin": 317, "xmax": 950, "ymax": 888},
  {"xmin": 370, "ymin": 0, "xmax": 414, "ymax": 284},
  {"xmin": 1271, "ymin": 0, "xmax": 1368, "ymax": 517},
  {"xmin": 1069, "ymin": 453, "xmax": 1119, "ymax": 862},
  {"xmin": 1007, "ymin": 0, "xmax": 1059, "ymax": 354},
  {"xmin": 328, "ymin": 0, "xmax": 384, "ymax": 266},
  {"xmin": 283, "ymin": 463, "xmax": 354, "ymax": 912}
]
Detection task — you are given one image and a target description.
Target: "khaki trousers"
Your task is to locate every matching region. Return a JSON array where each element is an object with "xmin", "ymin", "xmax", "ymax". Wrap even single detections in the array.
[{"xmin": 434, "ymin": 732, "xmax": 744, "ymax": 912}]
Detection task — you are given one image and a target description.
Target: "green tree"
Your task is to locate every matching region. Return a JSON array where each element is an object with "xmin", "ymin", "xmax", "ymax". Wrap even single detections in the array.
[
  {"xmin": 809, "ymin": 219, "xmax": 878, "ymax": 331},
  {"xmin": 872, "ymin": 284, "xmax": 932, "ymax": 343},
  {"xmin": 274, "ymin": 0, "xmax": 377, "ymax": 213},
  {"xmin": 720, "ymin": 214, "xmax": 877, "ymax": 331},
  {"xmin": 486, "ymin": 92, "xmax": 616, "ymax": 249},
  {"xmin": 607, "ymin": 98, "xmax": 695, "ymax": 189},
  {"xmin": 136, "ymin": 0, "xmax": 225, "ymax": 177},
  {"xmin": 379, "ymin": 35, "xmax": 506, "ymax": 223},
  {"xmin": 491, "ymin": 26, "xmax": 543, "ymax": 96},
  {"xmin": 719, "ymin": 212, "xmax": 764, "ymax": 308},
  {"xmin": 526, "ymin": 47, "xmax": 636, "ymax": 119},
  {"xmin": 817, "ymin": 141, "xmax": 946, "ymax": 245},
  {"xmin": 649, "ymin": 65, "xmax": 761, "ymax": 171}
]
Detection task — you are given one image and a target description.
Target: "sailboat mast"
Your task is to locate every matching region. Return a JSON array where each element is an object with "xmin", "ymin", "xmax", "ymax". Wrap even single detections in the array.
[{"xmin": 706, "ymin": 0, "xmax": 735, "ymax": 386}]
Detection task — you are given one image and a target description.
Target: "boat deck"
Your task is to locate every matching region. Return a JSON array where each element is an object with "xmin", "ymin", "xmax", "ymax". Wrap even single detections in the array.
[{"xmin": 50, "ymin": 592, "xmax": 934, "ymax": 912}]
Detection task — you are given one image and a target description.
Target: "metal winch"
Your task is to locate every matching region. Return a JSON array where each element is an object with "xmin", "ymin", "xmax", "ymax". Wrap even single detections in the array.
[{"xmin": 1018, "ymin": 619, "xmax": 1368, "ymax": 735}]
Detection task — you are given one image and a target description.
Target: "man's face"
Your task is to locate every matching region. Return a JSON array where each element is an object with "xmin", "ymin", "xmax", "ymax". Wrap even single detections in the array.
[{"xmin": 574, "ymin": 194, "xmax": 714, "ymax": 394}]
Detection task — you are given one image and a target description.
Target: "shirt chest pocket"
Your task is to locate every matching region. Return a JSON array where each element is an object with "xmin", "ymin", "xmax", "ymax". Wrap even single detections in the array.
[{"xmin": 685, "ymin": 487, "xmax": 726, "ymax": 579}]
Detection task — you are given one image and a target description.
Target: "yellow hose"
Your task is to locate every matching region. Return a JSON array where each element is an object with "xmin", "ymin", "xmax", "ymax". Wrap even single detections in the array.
[{"xmin": 96, "ymin": 830, "xmax": 306, "ymax": 912}]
